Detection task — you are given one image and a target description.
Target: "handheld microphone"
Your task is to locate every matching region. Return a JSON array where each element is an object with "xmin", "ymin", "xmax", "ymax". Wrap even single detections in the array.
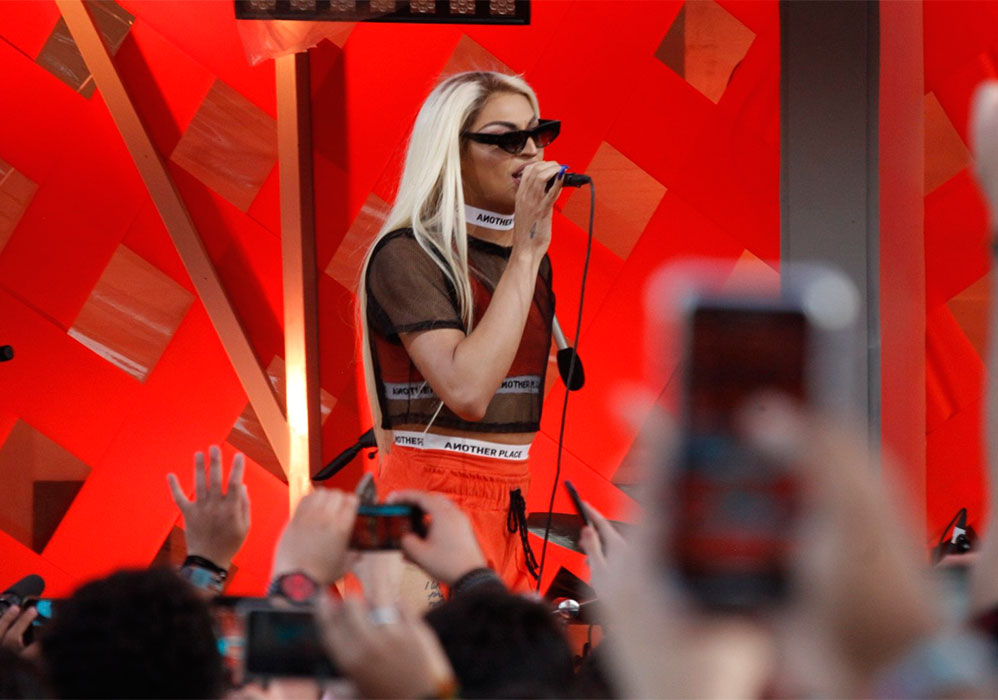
[
  {"xmin": 545, "ymin": 171, "xmax": 591, "ymax": 193},
  {"xmin": 552, "ymin": 317, "xmax": 585, "ymax": 391},
  {"xmin": 0, "ymin": 574, "xmax": 45, "ymax": 611}
]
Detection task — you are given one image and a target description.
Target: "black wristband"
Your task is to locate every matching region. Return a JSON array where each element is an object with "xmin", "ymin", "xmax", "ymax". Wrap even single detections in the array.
[
  {"xmin": 183, "ymin": 555, "xmax": 228, "ymax": 577},
  {"xmin": 450, "ymin": 567, "xmax": 504, "ymax": 597}
]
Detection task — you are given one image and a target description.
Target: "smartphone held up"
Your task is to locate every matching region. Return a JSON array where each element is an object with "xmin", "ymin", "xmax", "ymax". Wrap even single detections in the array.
[
  {"xmin": 648, "ymin": 263, "xmax": 860, "ymax": 613},
  {"xmin": 349, "ymin": 503, "xmax": 427, "ymax": 551}
]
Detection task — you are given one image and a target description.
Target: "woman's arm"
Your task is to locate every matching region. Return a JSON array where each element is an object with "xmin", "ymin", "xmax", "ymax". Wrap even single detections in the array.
[{"xmin": 401, "ymin": 160, "xmax": 563, "ymax": 421}]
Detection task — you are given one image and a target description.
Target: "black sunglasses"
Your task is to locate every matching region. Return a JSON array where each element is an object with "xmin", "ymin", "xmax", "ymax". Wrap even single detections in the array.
[{"xmin": 462, "ymin": 119, "xmax": 561, "ymax": 155}]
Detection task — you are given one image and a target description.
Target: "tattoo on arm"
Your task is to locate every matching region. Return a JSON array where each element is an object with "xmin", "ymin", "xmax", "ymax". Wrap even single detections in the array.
[
  {"xmin": 425, "ymin": 580, "xmax": 445, "ymax": 607},
  {"xmin": 530, "ymin": 224, "xmax": 537, "ymax": 240}
]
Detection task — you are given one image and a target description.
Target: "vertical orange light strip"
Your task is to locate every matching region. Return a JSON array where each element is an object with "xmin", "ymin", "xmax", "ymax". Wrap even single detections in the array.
[
  {"xmin": 56, "ymin": 0, "xmax": 292, "ymax": 483},
  {"xmin": 276, "ymin": 52, "xmax": 321, "ymax": 510}
]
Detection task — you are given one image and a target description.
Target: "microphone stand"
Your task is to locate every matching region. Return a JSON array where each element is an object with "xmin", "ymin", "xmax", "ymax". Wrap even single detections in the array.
[{"xmin": 552, "ymin": 319, "xmax": 585, "ymax": 391}]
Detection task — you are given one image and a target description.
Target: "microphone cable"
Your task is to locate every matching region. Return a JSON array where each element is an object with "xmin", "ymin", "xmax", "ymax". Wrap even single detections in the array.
[{"xmin": 536, "ymin": 179, "xmax": 595, "ymax": 592}]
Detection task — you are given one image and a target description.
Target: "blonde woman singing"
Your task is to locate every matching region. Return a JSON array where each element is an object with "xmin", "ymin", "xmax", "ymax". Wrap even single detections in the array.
[{"xmin": 359, "ymin": 71, "xmax": 566, "ymax": 595}]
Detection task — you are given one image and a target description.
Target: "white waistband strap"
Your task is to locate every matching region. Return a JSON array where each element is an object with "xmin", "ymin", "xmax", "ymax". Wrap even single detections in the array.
[{"xmin": 393, "ymin": 431, "xmax": 531, "ymax": 461}]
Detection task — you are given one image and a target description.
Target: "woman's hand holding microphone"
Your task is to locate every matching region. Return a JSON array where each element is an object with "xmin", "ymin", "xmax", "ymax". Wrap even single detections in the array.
[{"xmin": 511, "ymin": 161, "xmax": 565, "ymax": 263}]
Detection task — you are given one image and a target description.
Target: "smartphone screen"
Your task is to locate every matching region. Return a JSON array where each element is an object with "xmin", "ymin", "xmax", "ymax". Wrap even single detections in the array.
[
  {"xmin": 350, "ymin": 504, "xmax": 426, "ymax": 551},
  {"xmin": 244, "ymin": 609, "xmax": 338, "ymax": 678},
  {"xmin": 210, "ymin": 597, "xmax": 249, "ymax": 684},
  {"xmin": 672, "ymin": 305, "xmax": 807, "ymax": 611},
  {"xmin": 21, "ymin": 598, "xmax": 60, "ymax": 646},
  {"xmin": 26, "ymin": 598, "xmax": 58, "ymax": 626}
]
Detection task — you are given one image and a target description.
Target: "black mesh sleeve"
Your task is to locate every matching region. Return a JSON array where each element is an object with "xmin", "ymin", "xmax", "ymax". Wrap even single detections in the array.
[
  {"xmin": 366, "ymin": 230, "xmax": 465, "ymax": 339},
  {"xmin": 539, "ymin": 253, "xmax": 553, "ymax": 294}
]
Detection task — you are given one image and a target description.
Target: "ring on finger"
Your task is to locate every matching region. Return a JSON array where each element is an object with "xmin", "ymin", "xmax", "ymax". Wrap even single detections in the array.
[{"xmin": 368, "ymin": 606, "xmax": 400, "ymax": 626}]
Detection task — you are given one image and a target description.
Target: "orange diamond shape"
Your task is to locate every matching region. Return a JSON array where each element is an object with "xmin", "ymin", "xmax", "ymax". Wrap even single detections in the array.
[
  {"xmin": 561, "ymin": 142, "xmax": 666, "ymax": 260},
  {"xmin": 657, "ymin": 0, "xmax": 756, "ymax": 104}
]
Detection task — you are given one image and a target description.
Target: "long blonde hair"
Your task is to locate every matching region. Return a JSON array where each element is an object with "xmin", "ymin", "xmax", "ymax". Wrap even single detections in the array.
[{"xmin": 358, "ymin": 71, "xmax": 540, "ymax": 449}]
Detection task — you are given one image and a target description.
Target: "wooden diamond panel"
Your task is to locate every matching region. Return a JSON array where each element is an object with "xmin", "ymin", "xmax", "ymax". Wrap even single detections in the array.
[
  {"xmin": 440, "ymin": 34, "xmax": 512, "ymax": 77},
  {"xmin": 68, "ymin": 245, "xmax": 194, "ymax": 382},
  {"xmin": 36, "ymin": 1, "xmax": 134, "ymax": 98},
  {"xmin": 227, "ymin": 355, "xmax": 338, "ymax": 481},
  {"xmin": 170, "ymin": 80, "xmax": 278, "ymax": 212},
  {"xmin": 561, "ymin": 141, "xmax": 667, "ymax": 260},
  {"xmin": 0, "ymin": 420, "xmax": 91, "ymax": 553},
  {"xmin": 325, "ymin": 192, "xmax": 390, "ymax": 291},
  {"xmin": 925, "ymin": 91, "xmax": 972, "ymax": 194},
  {"xmin": 947, "ymin": 272, "xmax": 990, "ymax": 362},
  {"xmin": 657, "ymin": 0, "xmax": 756, "ymax": 104},
  {"xmin": 0, "ymin": 158, "xmax": 38, "ymax": 254}
]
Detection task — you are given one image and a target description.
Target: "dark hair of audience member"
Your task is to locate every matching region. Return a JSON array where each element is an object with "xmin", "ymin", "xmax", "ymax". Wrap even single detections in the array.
[
  {"xmin": 571, "ymin": 645, "xmax": 620, "ymax": 699},
  {"xmin": 38, "ymin": 567, "xmax": 224, "ymax": 699},
  {"xmin": 0, "ymin": 646, "xmax": 51, "ymax": 698},
  {"xmin": 424, "ymin": 588, "xmax": 576, "ymax": 698}
]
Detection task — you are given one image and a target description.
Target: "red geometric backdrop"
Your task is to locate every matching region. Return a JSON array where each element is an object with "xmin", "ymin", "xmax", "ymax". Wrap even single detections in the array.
[
  {"xmin": 0, "ymin": 0, "xmax": 780, "ymax": 595},
  {"xmin": 925, "ymin": 1, "xmax": 998, "ymax": 538},
  {"xmin": 922, "ymin": 0, "xmax": 998, "ymax": 547}
]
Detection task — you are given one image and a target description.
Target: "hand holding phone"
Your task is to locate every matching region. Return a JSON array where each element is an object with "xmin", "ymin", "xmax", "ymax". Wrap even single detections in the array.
[
  {"xmin": 272, "ymin": 489, "xmax": 359, "ymax": 585},
  {"xmin": 0, "ymin": 598, "xmax": 41, "ymax": 649},
  {"xmin": 384, "ymin": 490, "xmax": 488, "ymax": 586},
  {"xmin": 668, "ymin": 267, "xmax": 857, "ymax": 612},
  {"xmin": 316, "ymin": 596, "xmax": 455, "ymax": 699}
]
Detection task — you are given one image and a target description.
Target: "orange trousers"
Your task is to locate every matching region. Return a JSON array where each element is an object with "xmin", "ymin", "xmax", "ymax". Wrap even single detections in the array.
[{"xmin": 377, "ymin": 443, "xmax": 535, "ymax": 592}]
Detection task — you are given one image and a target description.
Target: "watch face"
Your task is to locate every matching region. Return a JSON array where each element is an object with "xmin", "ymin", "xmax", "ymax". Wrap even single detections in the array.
[{"xmin": 280, "ymin": 573, "xmax": 318, "ymax": 602}]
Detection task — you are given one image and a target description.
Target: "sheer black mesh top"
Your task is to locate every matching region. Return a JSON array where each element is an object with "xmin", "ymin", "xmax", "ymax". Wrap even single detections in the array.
[{"xmin": 366, "ymin": 228, "xmax": 554, "ymax": 434}]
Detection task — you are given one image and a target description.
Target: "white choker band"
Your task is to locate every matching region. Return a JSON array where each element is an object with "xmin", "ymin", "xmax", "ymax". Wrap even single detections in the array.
[{"xmin": 465, "ymin": 205, "xmax": 514, "ymax": 231}]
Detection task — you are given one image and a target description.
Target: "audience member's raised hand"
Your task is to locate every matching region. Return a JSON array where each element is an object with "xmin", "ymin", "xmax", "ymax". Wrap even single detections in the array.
[
  {"xmin": 591, "ymin": 396, "xmax": 775, "ymax": 699},
  {"xmin": 167, "ymin": 446, "xmax": 250, "ymax": 570},
  {"xmin": 385, "ymin": 490, "xmax": 487, "ymax": 586},
  {"xmin": 972, "ymin": 81, "xmax": 998, "ymax": 213},
  {"xmin": 595, "ymin": 522, "xmax": 774, "ymax": 699},
  {"xmin": 0, "ymin": 605, "xmax": 37, "ymax": 655},
  {"xmin": 970, "ymin": 80, "xmax": 998, "ymax": 618},
  {"xmin": 741, "ymin": 400, "xmax": 940, "ymax": 696},
  {"xmin": 272, "ymin": 489, "xmax": 359, "ymax": 585},
  {"xmin": 577, "ymin": 501, "xmax": 627, "ymax": 598},
  {"xmin": 579, "ymin": 499, "xmax": 761, "ymax": 700},
  {"xmin": 316, "ymin": 594, "xmax": 456, "ymax": 699}
]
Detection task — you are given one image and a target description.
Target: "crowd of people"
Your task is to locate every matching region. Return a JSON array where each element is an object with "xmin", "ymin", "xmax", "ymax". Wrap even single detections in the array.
[
  {"xmin": 3, "ymin": 393, "xmax": 998, "ymax": 699},
  {"xmin": 3, "ymin": 80, "xmax": 998, "ymax": 700}
]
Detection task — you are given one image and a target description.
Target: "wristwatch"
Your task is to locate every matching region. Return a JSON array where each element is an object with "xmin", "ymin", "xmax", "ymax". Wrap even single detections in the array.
[{"xmin": 267, "ymin": 571, "xmax": 320, "ymax": 605}]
